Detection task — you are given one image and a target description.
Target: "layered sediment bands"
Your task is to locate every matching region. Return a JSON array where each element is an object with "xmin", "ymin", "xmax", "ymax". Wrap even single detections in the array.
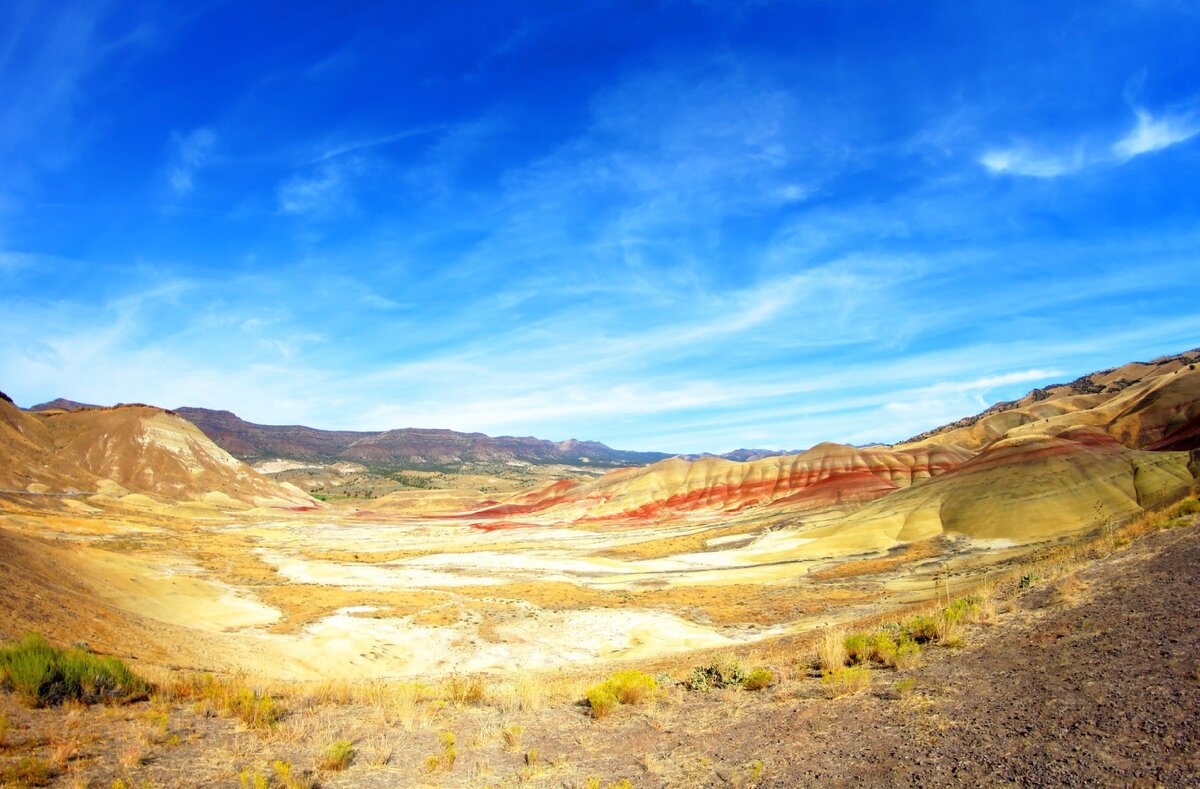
[
  {"xmin": 0, "ymin": 398, "xmax": 313, "ymax": 507},
  {"xmin": 470, "ymin": 443, "xmax": 974, "ymax": 523},
  {"xmin": 817, "ymin": 427, "xmax": 1195, "ymax": 550},
  {"xmin": 903, "ymin": 350, "xmax": 1200, "ymax": 452}
]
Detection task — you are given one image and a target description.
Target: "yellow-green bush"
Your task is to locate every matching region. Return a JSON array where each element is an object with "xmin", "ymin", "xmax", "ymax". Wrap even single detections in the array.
[
  {"xmin": 742, "ymin": 668, "xmax": 774, "ymax": 690},
  {"xmin": 0, "ymin": 634, "xmax": 149, "ymax": 707},
  {"xmin": 586, "ymin": 670, "xmax": 658, "ymax": 717},
  {"xmin": 821, "ymin": 665, "xmax": 871, "ymax": 698},
  {"xmin": 320, "ymin": 740, "xmax": 355, "ymax": 771}
]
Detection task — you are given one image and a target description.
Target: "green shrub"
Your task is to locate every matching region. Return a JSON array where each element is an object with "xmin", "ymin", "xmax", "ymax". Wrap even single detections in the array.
[
  {"xmin": 320, "ymin": 739, "xmax": 355, "ymax": 771},
  {"xmin": 820, "ymin": 665, "xmax": 871, "ymax": 698},
  {"xmin": 0, "ymin": 634, "xmax": 149, "ymax": 707},
  {"xmin": 870, "ymin": 632, "xmax": 899, "ymax": 663},
  {"xmin": 900, "ymin": 614, "xmax": 939, "ymax": 643},
  {"xmin": 1177, "ymin": 498, "xmax": 1199, "ymax": 515},
  {"xmin": 686, "ymin": 655, "xmax": 746, "ymax": 690},
  {"xmin": 742, "ymin": 668, "xmax": 774, "ymax": 690},
  {"xmin": 943, "ymin": 595, "xmax": 981, "ymax": 624},
  {"xmin": 843, "ymin": 633, "xmax": 872, "ymax": 665}
]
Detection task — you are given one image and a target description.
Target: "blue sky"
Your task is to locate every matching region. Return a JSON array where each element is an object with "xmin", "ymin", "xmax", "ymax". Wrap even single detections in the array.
[{"xmin": 2, "ymin": 1, "xmax": 1198, "ymax": 453}]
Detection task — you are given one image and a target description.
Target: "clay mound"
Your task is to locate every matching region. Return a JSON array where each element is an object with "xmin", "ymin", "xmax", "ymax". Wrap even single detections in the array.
[
  {"xmin": 469, "ymin": 443, "xmax": 973, "ymax": 523},
  {"xmin": 0, "ymin": 397, "xmax": 314, "ymax": 508},
  {"xmin": 0, "ymin": 395, "xmax": 99, "ymax": 492},
  {"xmin": 817, "ymin": 427, "xmax": 1195, "ymax": 551},
  {"xmin": 903, "ymin": 350, "xmax": 1200, "ymax": 452}
]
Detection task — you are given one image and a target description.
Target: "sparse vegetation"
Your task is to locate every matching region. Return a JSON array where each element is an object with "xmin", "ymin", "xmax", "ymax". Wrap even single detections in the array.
[
  {"xmin": 269, "ymin": 761, "xmax": 314, "ymax": 789},
  {"xmin": 319, "ymin": 739, "xmax": 355, "ymax": 771},
  {"xmin": 443, "ymin": 673, "xmax": 486, "ymax": 706},
  {"xmin": 821, "ymin": 665, "xmax": 871, "ymax": 698},
  {"xmin": 816, "ymin": 628, "xmax": 848, "ymax": 671},
  {"xmin": 742, "ymin": 668, "xmax": 774, "ymax": 690},
  {"xmin": 0, "ymin": 634, "xmax": 149, "ymax": 707},
  {"xmin": 158, "ymin": 673, "xmax": 281, "ymax": 729},
  {"xmin": 424, "ymin": 731, "xmax": 457, "ymax": 772},
  {"xmin": 0, "ymin": 756, "xmax": 51, "ymax": 787},
  {"xmin": 502, "ymin": 724, "xmax": 523, "ymax": 750},
  {"xmin": 687, "ymin": 654, "xmax": 746, "ymax": 690}
]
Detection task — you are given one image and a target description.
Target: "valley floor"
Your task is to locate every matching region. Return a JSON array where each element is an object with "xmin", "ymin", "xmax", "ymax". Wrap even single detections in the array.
[{"xmin": 2, "ymin": 516, "xmax": 1198, "ymax": 787}]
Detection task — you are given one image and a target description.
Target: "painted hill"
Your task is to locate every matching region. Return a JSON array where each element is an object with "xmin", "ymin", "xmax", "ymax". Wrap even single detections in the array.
[
  {"xmin": 458, "ymin": 351, "xmax": 1199, "ymax": 546},
  {"xmin": 805, "ymin": 426, "xmax": 1195, "ymax": 554},
  {"xmin": 172, "ymin": 406, "xmax": 671, "ymax": 467},
  {"xmin": 0, "ymin": 395, "xmax": 313, "ymax": 508},
  {"xmin": 464, "ymin": 442, "xmax": 973, "ymax": 523},
  {"xmin": 902, "ymin": 349, "xmax": 1200, "ymax": 452}
]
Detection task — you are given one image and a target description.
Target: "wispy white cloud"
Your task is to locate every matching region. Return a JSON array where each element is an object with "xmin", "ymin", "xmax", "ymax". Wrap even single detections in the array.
[
  {"xmin": 277, "ymin": 161, "xmax": 351, "ymax": 216},
  {"xmin": 310, "ymin": 125, "xmax": 437, "ymax": 163},
  {"xmin": 167, "ymin": 127, "xmax": 215, "ymax": 194},
  {"xmin": 981, "ymin": 106, "xmax": 1200, "ymax": 178},
  {"xmin": 1112, "ymin": 107, "xmax": 1200, "ymax": 158},
  {"xmin": 979, "ymin": 146, "xmax": 1087, "ymax": 178}
]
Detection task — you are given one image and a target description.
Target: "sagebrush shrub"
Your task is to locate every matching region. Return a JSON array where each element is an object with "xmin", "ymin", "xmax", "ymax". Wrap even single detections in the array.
[{"xmin": 0, "ymin": 634, "xmax": 149, "ymax": 707}]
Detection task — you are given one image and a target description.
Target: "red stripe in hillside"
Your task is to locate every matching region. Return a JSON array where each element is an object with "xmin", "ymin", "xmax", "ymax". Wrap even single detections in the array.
[{"xmin": 469, "ymin": 520, "xmax": 545, "ymax": 532}]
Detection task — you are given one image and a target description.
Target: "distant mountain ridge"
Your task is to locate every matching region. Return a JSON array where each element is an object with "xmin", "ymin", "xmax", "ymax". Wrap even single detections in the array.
[
  {"xmin": 675, "ymin": 448, "xmax": 805, "ymax": 462},
  {"xmin": 172, "ymin": 407, "xmax": 670, "ymax": 468}
]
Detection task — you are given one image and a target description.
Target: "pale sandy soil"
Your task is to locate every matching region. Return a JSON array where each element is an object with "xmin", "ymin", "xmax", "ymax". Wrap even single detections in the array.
[
  {"xmin": 2, "ymin": 512, "xmax": 1196, "ymax": 788},
  {"xmin": 0, "ymin": 488, "xmax": 1078, "ymax": 681}
]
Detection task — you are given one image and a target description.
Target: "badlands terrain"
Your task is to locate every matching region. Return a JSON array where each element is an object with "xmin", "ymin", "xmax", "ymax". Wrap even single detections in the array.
[{"xmin": 0, "ymin": 349, "xmax": 1198, "ymax": 786}]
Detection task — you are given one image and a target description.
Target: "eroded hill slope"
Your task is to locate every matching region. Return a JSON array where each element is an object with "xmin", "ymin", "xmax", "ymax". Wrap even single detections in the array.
[{"xmin": 1, "ymin": 396, "xmax": 313, "ymax": 508}]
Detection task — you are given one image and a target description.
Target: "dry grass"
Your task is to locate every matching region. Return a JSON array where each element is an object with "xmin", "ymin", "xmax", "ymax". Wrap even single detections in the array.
[
  {"xmin": 118, "ymin": 738, "xmax": 146, "ymax": 770},
  {"xmin": 442, "ymin": 673, "xmax": 486, "ymax": 707},
  {"xmin": 47, "ymin": 723, "xmax": 84, "ymax": 770},
  {"xmin": 816, "ymin": 628, "xmax": 847, "ymax": 671},
  {"xmin": 158, "ymin": 673, "xmax": 281, "ymax": 729},
  {"xmin": 516, "ymin": 674, "xmax": 544, "ymax": 711},
  {"xmin": 1051, "ymin": 573, "xmax": 1088, "ymax": 605},
  {"xmin": 362, "ymin": 734, "xmax": 396, "ymax": 767}
]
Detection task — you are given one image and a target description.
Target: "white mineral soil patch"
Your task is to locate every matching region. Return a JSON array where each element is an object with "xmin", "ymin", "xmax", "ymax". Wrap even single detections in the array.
[{"xmin": 238, "ymin": 604, "xmax": 770, "ymax": 680}]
